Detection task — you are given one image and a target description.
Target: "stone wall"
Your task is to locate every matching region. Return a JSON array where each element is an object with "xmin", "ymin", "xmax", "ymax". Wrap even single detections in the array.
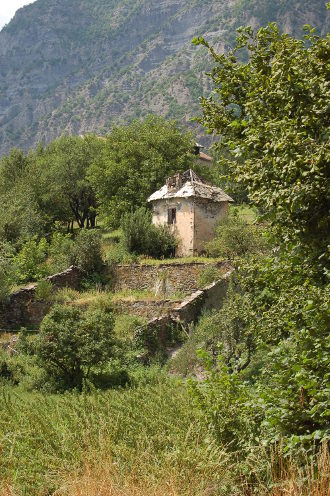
[
  {"xmin": 0, "ymin": 266, "xmax": 82, "ymax": 330},
  {"xmin": 111, "ymin": 262, "xmax": 227, "ymax": 296},
  {"xmin": 113, "ymin": 299, "xmax": 180, "ymax": 321},
  {"xmin": 136, "ymin": 270, "xmax": 232, "ymax": 355}
]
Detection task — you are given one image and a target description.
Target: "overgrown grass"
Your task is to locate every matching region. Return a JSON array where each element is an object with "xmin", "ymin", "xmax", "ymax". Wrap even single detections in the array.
[
  {"xmin": 0, "ymin": 380, "xmax": 221, "ymax": 495},
  {"xmin": 0, "ymin": 381, "xmax": 328, "ymax": 496}
]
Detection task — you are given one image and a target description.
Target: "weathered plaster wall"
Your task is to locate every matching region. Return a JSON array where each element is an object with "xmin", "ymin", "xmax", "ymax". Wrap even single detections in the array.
[
  {"xmin": 193, "ymin": 199, "xmax": 228, "ymax": 254},
  {"xmin": 112, "ymin": 262, "xmax": 226, "ymax": 296},
  {"xmin": 0, "ymin": 266, "xmax": 82, "ymax": 330},
  {"xmin": 152, "ymin": 197, "xmax": 229, "ymax": 256},
  {"xmin": 152, "ymin": 198, "xmax": 194, "ymax": 256}
]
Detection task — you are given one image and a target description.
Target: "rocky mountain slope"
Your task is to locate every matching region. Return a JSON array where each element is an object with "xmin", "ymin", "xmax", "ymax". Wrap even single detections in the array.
[{"xmin": 0, "ymin": 0, "xmax": 328, "ymax": 156}]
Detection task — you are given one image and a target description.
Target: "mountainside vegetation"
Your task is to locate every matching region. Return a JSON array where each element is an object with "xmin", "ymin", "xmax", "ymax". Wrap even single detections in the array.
[
  {"xmin": 0, "ymin": 5, "xmax": 329, "ymax": 495},
  {"xmin": 0, "ymin": 0, "xmax": 329, "ymax": 156}
]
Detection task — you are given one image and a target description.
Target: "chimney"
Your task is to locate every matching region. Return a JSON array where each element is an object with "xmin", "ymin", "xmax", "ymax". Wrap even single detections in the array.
[
  {"xmin": 166, "ymin": 173, "xmax": 182, "ymax": 192},
  {"xmin": 194, "ymin": 142, "xmax": 204, "ymax": 156}
]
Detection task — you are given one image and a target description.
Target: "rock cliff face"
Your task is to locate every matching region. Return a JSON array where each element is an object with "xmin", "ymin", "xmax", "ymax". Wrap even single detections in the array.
[{"xmin": 0, "ymin": 0, "xmax": 328, "ymax": 155}]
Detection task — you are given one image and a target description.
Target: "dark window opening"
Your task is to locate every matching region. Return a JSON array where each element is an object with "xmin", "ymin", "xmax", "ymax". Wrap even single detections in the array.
[{"xmin": 168, "ymin": 208, "xmax": 176, "ymax": 225}]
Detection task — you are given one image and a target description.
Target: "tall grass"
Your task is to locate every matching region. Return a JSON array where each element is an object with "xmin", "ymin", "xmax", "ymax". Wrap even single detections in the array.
[
  {"xmin": 0, "ymin": 380, "xmax": 229, "ymax": 495},
  {"xmin": 0, "ymin": 381, "xmax": 328, "ymax": 496}
]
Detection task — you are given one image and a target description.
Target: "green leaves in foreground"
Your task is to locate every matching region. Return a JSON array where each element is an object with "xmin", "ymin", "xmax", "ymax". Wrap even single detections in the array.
[{"xmin": 196, "ymin": 23, "xmax": 329, "ymax": 270}]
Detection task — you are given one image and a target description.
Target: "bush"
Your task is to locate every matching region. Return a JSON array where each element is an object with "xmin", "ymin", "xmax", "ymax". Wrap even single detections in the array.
[
  {"xmin": 72, "ymin": 229, "xmax": 103, "ymax": 274},
  {"xmin": 0, "ymin": 242, "xmax": 16, "ymax": 302},
  {"xmin": 205, "ymin": 215, "xmax": 264, "ymax": 259},
  {"xmin": 48, "ymin": 232, "xmax": 75, "ymax": 273},
  {"xmin": 13, "ymin": 237, "xmax": 49, "ymax": 283},
  {"xmin": 35, "ymin": 280, "xmax": 53, "ymax": 301},
  {"xmin": 121, "ymin": 207, "xmax": 177, "ymax": 258},
  {"xmin": 189, "ymin": 350, "xmax": 260, "ymax": 451},
  {"xmin": 35, "ymin": 304, "xmax": 117, "ymax": 390},
  {"xmin": 197, "ymin": 266, "xmax": 220, "ymax": 288}
]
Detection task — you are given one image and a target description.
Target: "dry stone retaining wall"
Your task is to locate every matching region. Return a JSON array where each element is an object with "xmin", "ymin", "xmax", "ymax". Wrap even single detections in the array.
[
  {"xmin": 111, "ymin": 262, "xmax": 226, "ymax": 296},
  {"xmin": 0, "ymin": 266, "xmax": 82, "ymax": 330},
  {"xmin": 113, "ymin": 299, "xmax": 180, "ymax": 321},
  {"xmin": 137, "ymin": 270, "xmax": 232, "ymax": 355}
]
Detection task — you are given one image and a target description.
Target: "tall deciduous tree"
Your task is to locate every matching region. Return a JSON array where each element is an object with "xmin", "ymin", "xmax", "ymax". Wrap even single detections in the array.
[
  {"xmin": 194, "ymin": 23, "xmax": 329, "ymax": 269},
  {"xmin": 34, "ymin": 135, "xmax": 104, "ymax": 230},
  {"xmin": 88, "ymin": 115, "xmax": 195, "ymax": 228}
]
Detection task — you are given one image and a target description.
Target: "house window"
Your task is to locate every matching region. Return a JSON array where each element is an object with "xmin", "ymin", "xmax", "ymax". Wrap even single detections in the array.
[{"xmin": 168, "ymin": 208, "xmax": 176, "ymax": 225}]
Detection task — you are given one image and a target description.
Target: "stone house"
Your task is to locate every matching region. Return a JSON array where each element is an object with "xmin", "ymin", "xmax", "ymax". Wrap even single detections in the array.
[{"xmin": 148, "ymin": 169, "xmax": 234, "ymax": 257}]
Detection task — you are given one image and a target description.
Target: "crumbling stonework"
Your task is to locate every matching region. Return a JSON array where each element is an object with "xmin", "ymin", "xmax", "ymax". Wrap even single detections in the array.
[
  {"xmin": 113, "ymin": 299, "xmax": 180, "ymax": 320},
  {"xmin": 135, "ymin": 270, "xmax": 232, "ymax": 356},
  {"xmin": 0, "ymin": 266, "xmax": 82, "ymax": 330},
  {"xmin": 112, "ymin": 262, "xmax": 227, "ymax": 296}
]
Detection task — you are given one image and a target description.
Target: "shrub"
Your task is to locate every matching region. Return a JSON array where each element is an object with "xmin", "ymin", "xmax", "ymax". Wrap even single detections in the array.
[
  {"xmin": 121, "ymin": 207, "xmax": 177, "ymax": 258},
  {"xmin": 0, "ymin": 242, "xmax": 16, "ymax": 302},
  {"xmin": 13, "ymin": 237, "xmax": 49, "ymax": 283},
  {"xmin": 189, "ymin": 350, "xmax": 260, "ymax": 451},
  {"xmin": 35, "ymin": 280, "xmax": 53, "ymax": 301},
  {"xmin": 72, "ymin": 229, "xmax": 103, "ymax": 274},
  {"xmin": 48, "ymin": 232, "xmax": 75, "ymax": 273},
  {"xmin": 35, "ymin": 304, "xmax": 116, "ymax": 390},
  {"xmin": 205, "ymin": 215, "xmax": 264, "ymax": 259},
  {"xmin": 197, "ymin": 266, "xmax": 220, "ymax": 288}
]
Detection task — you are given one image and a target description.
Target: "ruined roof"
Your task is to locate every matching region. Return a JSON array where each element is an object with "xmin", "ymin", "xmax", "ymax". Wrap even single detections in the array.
[
  {"xmin": 199, "ymin": 151, "xmax": 213, "ymax": 162},
  {"xmin": 148, "ymin": 169, "xmax": 234, "ymax": 203}
]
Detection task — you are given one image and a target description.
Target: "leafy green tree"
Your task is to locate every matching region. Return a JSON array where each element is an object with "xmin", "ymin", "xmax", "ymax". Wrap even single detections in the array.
[
  {"xmin": 0, "ymin": 242, "xmax": 16, "ymax": 302},
  {"xmin": 194, "ymin": 23, "xmax": 329, "ymax": 268},
  {"xmin": 88, "ymin": 115, "xmax": 194, "ymax": 228},
  {"xmin": 33, "ymin": 135, "xmax": 104, "ymax": 229},
  {"xmin": 35, "ymin": 305, "xmax": 116, "ymax": 389},
  {"xmin": 0, "ymin": 149, "xmax": 47, "ymax": 243}
]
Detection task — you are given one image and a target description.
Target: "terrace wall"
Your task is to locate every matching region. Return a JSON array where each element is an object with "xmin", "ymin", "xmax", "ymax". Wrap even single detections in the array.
[{"xmin": 111, "ymin": 262, "xmax": 227, "ymax": 296}]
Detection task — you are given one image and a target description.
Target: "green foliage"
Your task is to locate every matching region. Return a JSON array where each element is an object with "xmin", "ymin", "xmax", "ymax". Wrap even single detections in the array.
[
  {"xmin": 197, "ymin": 265, "xmax": 221, "ymax": 288},
  {"xmin": 72, "ymin": 228, "xmax": 103, "ymax": 274},
  {"xmin": 0, "ymin": 149, "xmax": 47, "ymax": 244},
  {"xmin": 35, "ymin": 304, "xmax": 116, "ymax": 390},
  {"xmin": 205, "ymin": 214, "xmax": 265, "ymax": 259},
  {"xmin": 0, "ymin": 349, "xmax": 25, "ymax": 385},
  {"xmin": 121, "ymin": 207, "xmax": 177, "ymax": 258},
  {"xmin": 237, "ymin": 257, "xmax": 330, "ymax": 446},
  {"xmin": 13, "ymin": 237, "xmax": 49, "ymax": 283},
  {"xmin": 33, "ymin": 135, "xmax": 104, "ymax": 229},
  {"xmin": 189, "ymin": 351, "xmax": 259, "ymax": 451},
  {"xmin": 196, "ymin": 23, "xmax": 329, "ymax": 269},
  {"xmin": 88, "ymin": 116, "xmax": 194, "ymax": 228},
  {"xmin": 0, "ymin": 242, "xmax": 16, "ymax": 302},
  {"xmin": 47, "ymin": 232, "xmax": 76, "ymax": 273},
  {"xmin": 35, "ymin": 280, "xmax": 53, "ymax": 302}
]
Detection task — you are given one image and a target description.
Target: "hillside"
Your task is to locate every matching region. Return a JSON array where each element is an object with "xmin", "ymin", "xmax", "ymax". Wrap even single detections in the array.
[{"xmin": 0, "ymin": 0, "xmax": 329, "ymax": 156}]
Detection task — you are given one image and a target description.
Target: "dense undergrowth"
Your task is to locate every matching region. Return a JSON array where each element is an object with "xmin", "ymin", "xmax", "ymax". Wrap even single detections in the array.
[
  {"xmin": 1, "ymin": 377, "xmax": 328, "ymax": 496},
  {"xmin": 1, "ymin": 17, "xmax": 329, "ymax": 496}
]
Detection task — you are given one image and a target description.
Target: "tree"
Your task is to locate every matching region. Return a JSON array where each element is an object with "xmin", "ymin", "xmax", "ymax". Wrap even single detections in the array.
[
  {"xmin": 88, "ymin": 115, "xmax": 195, "ymax": 228},
  {"xmin": 34, "ymin": 135, "xmax": 104, "ymax": 230},
  {"xmin": 0, "ymin": 242, "xmax": 16, "ymax": 302},
  {"xmin": 194, "ymin": 23, "xmax": 329, "ymax": 269},
  {"xmin": 0, "ymin": 149, "xmax": 47, "ymax": 243},
  {"xmin": 35, "ymin": 305, "xmax": 116, "ymax": 389}
]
